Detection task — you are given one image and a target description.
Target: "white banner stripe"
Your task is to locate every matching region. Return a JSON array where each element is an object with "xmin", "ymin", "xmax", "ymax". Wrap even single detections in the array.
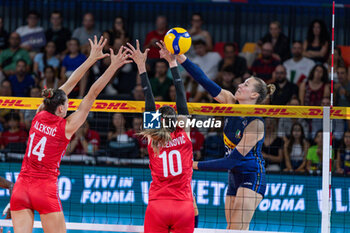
[{"xmin": 0, "ymin": 220, "xmax": 300, "ymax": 233}]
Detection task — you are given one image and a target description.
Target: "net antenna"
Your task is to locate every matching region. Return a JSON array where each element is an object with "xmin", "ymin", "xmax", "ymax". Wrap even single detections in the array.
[{"xmin": 321, "ymin": 1, "xmax": 335, "ymax": 233}]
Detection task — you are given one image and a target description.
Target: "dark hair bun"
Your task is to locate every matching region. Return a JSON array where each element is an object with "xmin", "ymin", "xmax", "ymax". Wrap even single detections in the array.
[{"xmin": 42, "ymin": 88, "xmax": 54, "ymax": 99}]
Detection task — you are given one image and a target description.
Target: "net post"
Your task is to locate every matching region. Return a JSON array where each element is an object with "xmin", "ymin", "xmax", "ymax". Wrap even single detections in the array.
[{"xmin": 321, "ymin": 106, "xmax": 331, "ymax": 233}]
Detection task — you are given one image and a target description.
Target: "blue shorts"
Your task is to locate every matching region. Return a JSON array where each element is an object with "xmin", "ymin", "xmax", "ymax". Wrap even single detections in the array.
[{"xmin": 227, "ymin": 170, "xmax": 266, "ymax": 197}]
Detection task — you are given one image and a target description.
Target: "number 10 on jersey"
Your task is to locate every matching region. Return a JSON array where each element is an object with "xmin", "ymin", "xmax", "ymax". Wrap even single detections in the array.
[{"xmin": 159, "ymin": 150, "xmax": 183, "ymax": 177}]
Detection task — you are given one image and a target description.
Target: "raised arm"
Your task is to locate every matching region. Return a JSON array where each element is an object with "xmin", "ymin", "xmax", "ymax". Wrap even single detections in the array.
[
  {"xmin": 157, "ymin": 41, "xmax": 191, "ymax": 136},
  {"xmin": 193, "ymin": 119, "xmax": 264, "ymax": 171},
  {"xmin": 176, "ymin": 54, "xmax": 236, "ymax": 104},
  {"xmin": 126, "ymin": 40, "xmax": 156, "ymax": 112},
  {"xmin": 59, "ymin": 36, "xmax": 109, "ymax": 96},
  {"xmin": 65, "ymin": 47, "xmax": 131, "ymax": 139}
]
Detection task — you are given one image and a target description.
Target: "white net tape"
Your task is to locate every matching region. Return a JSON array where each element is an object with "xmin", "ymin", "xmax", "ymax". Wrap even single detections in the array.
[{"xmin": 0, "ymin": 220, "xmax": 298, "ymax": 233}]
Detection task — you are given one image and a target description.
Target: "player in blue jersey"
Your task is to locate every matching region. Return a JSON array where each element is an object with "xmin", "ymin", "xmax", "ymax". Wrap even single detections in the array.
[{"xmin": 175, "ymin": 54, "xmax": 275, "ymax": 230}]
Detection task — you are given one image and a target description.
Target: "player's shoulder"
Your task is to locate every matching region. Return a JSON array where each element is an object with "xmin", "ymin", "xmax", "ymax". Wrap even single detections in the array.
[{"xmin": 246, "ymin": 118, "xmax": 264, "ymax": 131}]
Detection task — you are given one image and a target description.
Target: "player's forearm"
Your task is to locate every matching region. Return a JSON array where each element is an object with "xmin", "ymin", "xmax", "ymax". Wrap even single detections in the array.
[
  {"xmin": 170, "ymin": 67, "xmax": 189, "ymax": 115},
  {"xmin": 140, "ymin": 72, "xmax": 156, "ymax": 112},
  {"xmin": 60, "ymin": 57, "xmax": 95, "ymax": 95},
  {"xmin": 197, "ymin": 157, "xmax": 235, "ymax": 171},
  {"xmin": 0, "ymin": 177, "xmax": 12, "ymax": 190},
  {"xmin": 89, "ymin": 65, "xmax": 117, "ymax": 98},
  {"xmin": 181, "ymin": 58, "xmax": 221, "ymax": 98}
]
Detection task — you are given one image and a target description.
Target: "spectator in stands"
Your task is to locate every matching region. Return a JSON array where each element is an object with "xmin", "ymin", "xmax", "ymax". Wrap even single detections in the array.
[
  {"xmin": 45, "ymin": 11, "xmax": 71, "ymax": 56},
  {"xmin": 214, "ymin": 66, "xmax": 239, "ymax": 95},
  {"xmin": 0, "ymin": 32, "xmax": 31, "ymax": 77},
  {"xmin": 60, "ymin": 38, "xmax": 87, "ymax": 98},
  {"xmin": 8, "ymin": 59, "xmax": 35, "ymax": 97},
  {"xmin": 190, "ymin": 128, "xmax": 205, "ymax": 161},
  {"xmin": 218, "ymin": 42, "xmax": 247, "ymax": 78},
  {"xmin": 72, "ymin": 12, "xmax": 101, "ymax": 55},
  {"xmin": 188, "ymin": 13, "xmax": 213, "ymax": 52},
  {"xmin": 310, "ymin": 97, "xmax": 344, "ymax": 142},
  {"xmin": 203, "ymin": 127, "xmax": 224, "ymax": 160},
  {"xmin": 191, "ymin": 39, "xmax": 221, "ymax": 101},
  {"xmin": 326, "ymin": 47, "xmax": 345, "ymax": 83},
  {"xmin": 306, "ymin": 130, "xmax": 323, "ymax": 173},
  {"xmin": 284, "ymin": 122, "xmax": 309, "ymax": 172},
  {"xmin": 111, "ymin": 37, "xmax": 137, "ymax": 95},
  {"xmin": 251, "ymin": 42, "xmax": 280, "ymax": 84},
  {"xmin": 168, "ymin": 85, "xmax": 176, "ymax": 102},
  {"xmin": 39, "ymin": 66, "xmax": 62, "ymax": 90},
  {"xmin": 126, "ymin": 116, "xmax": 148, "ymax": 158},
  {"xmin": 277, "ymin": 97, "xmax": 309, "ymax": 139},
  {"xmin": 0, "ymin": 79, "xmax": 11, "ymax": 96},
  {"xmin": 262, "ymin": 118, "xmax": 284, "ymax": 171},
  {"xmin": 258, "ymin": 21, "xmax": 290, "ymax": 62},
  {"xmin": 0, "ymin": 17, "xmax": 8, "ymax": 51},
  {"xmin": 0, "ymin": 80, "xmax": 12, "ymax": 125},
  {"xmin": 33, "ymin": 41, "xmax": 60, "ymax": 77},
  {"xmin": 131, "ymin": 85, "xmax": 144, "ymax": 101},
  {"xmin": 299, "ymin": 64, "xmax": 330, "ymax": 106},
  {"xmin": 15, "ymin": 10, "xmax": 46, "ymax": 53},
  {"xmin": 303, "ymin": 19, "xmax": 330, "ymax": 64},
  {"xmin": 270, "ymin": 65, "xmax": 298, "ymax": 105},
  {"xmin": 150, "ymin": 59, "xmax": 172, "ymax": 101},
  {"xmin": 144, "ymin": 15, "xmax": 168, "ymax": 60},
  {"xmin": 107, "ymin": 113, "xmax": 139, "ymax": 158},
  {"xmin": 283, "ymin": 41, "xmax": 315, "ymax": 86},
  {"xmin": 111, "ymin": 16, "xmax": 129, "ymax": 42},
  {"xmin": 102, "ymin": 30, "xmax": 113, "ymax": 53},
  {"xmin": 334, "ymin": 66, "xmax": 350, "ymax": 107},
  {"xmin": 23, "ymin": 86, "xmax": 41, "ymax": 130},
  {"xmin": 0, "ymin": 112, "xmax": 27, "ymax": 150},
  {"xmin": 336, "ymin": 131, "xmax": 350, "ymax": 175},
  {"xmin": 66, "ymin": 120, "xmax": 100, "ymax": 155},
  {"xmin": 99, "ymin": 33, "xmax": 116, "ymax": 81}
]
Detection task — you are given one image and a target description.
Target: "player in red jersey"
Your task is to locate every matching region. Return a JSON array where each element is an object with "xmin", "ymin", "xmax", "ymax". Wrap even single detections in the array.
[
  {"xmin": 126, "ymin": 40, "xmax": 194, "ymax": 233},
  {"xmin": 10, "ymin": 36, "xmax": 131, "ymax": 233}
]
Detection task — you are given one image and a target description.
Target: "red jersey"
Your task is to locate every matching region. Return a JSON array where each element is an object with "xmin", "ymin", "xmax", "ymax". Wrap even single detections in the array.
[
  {"xmin": 20, "ymin": 111, "xmax": 70, "ymax": 178},
  {"xmin": 190, "ymin": 129, "xmax": 205, "ymax": 152},
  {"xmin": 148, "ymin": 127, "xmax": 193, "ymax": 202},
  {"xmin": 144, "ymin": 30, "xmax": 167, "ymax": 59},
  {"xmin": 126, "ymin": 129, "xmax": 148, "ymax": 149},
  {"xmin": 71, "ymin": 129, "xmax": 100, "ymax": 154},
  {"xmin": 1, "ymin": 130, "xmax": 27, "ymax": 147}
]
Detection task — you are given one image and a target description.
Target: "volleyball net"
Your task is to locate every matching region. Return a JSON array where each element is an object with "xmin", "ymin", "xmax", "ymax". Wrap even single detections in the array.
[{"xmin": 0, "ymin": 97, "xmax": 349, "ymax": 233}]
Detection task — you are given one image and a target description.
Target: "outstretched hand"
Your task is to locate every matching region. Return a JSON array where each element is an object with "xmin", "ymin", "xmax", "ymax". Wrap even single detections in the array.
[
  {"xmin": 88, "ymin": 35, "xmax": 110, "ymax": 61},
  {"xmin": 156, "ymin": 40, "xmax": 176, "ymax": 66},
  {"xmin": 109, "ymin": 46, "xmax": 132, "ymax": 70},
  {"xmin": 126, "ymin": 40, "xmax": 149, "ymax": 72}
]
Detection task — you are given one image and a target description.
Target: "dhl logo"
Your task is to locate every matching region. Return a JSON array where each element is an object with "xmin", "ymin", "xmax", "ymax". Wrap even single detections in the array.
[
  {"xmin": 306, "ymin": 109, "xmax": 348, "ymax": 117},
  {"xmin": 192, "ymin": 106, "xmax": 241, "ymax": 114},
  {"xmin": 67, "ymin": 101, "xmax": 138, "ymax": 111},
  {"xmin": 92, "ymin": 102, "xmax": 136, "ymax": 110},
  {"xmin": 0, "ymin": 99, "xmax": 31, "ymax": 107},
  {"xmin": 249, "ymin": 108, "xmax": 296, "ymax": 116}
]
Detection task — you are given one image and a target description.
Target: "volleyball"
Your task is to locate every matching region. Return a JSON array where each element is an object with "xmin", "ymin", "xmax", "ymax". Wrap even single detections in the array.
[{"xmin": 164, "ymin": 27, "xmax": 192, "ymax": 55}]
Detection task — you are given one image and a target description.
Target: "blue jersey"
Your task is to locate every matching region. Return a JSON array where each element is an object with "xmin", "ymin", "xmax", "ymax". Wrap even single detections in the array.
[{"xmin": 223, "ymin": 116, "xmax": 265, "ymax": 173}]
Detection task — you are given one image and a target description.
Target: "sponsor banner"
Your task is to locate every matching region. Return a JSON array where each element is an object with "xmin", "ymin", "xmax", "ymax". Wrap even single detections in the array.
[
  {"xmin": 0, "ymin": 163, "xmax": 349, "ymax": 232},
  {"xmin": 0, "ymin": 97, "xmax": 349, "ymax": 119}
]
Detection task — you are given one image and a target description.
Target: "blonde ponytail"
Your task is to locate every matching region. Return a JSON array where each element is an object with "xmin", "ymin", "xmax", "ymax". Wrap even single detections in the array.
[{"xmin": 138, "ymin": 128, "xmax": 172, "ymax": 156}]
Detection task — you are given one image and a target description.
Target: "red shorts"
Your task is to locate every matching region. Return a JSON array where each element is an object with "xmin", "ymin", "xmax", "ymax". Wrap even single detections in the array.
[
  {"xmin": 10, "ymin": 175, "xmax": 62, "ymax": 214},
  {"xmin": 144, "ymin": 200, "xmax": 194, "ymax": 233}
]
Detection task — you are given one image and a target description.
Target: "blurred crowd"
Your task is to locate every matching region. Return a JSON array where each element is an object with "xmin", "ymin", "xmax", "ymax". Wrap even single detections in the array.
[{"xmin": 0, "ymin": 11, "xmax": 350, "ymax": 175}]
